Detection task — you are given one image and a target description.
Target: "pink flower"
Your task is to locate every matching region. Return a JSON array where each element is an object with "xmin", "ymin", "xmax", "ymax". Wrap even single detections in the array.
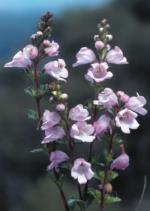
[
  {"xmin": 44, "ymin": 59, "xmax": 68, "ymax": 82},
  {"xmin": 111, "ymin": 150, "xmax": 129, "ymax": 170},
  {"xmin": 95, "ymin": 40, "xmax": 105, "ymax": 50},
  {"xmin": 4, "ymin": 45, "xmax": 38, "ymax": 68},
  {"xmin": 69, "ymin": 104, "xmax": 91, "ymax": 122},
  {"xmin": 73, "ymin": 47, "xmax": 96, "ymax": 67},
  {"xmin": 94, "ymin": 114, "xmax": 111, "ymax": 137},
  {"xmin": 42, "ymin": 126, "xmax": 65, "ymax": 144},
  {"xmin": 44, "ymin": 40, "xmax": 59, "ymax": 56},
  {"xmin": 106, "ymin": 46, "xmax": 128, "ymax": 64},
  {"xmin": 125, "ymin": 94, "xmax": 147, "ymax": 116},
  {"xmin": 70, "ymin": 122, "xmax": 95, "ymax": 143},
  {"xmin": 85, "ymin": 62, "xmax": 113, "ymax": 83},
  {"xmin": 117, "ymin": 91, "xmax": 130, "ymax": 104},
  {"xmin": 94, "ymin": 88, "xmax": 118, "ymax": 109},
  {"xmin": 41, "ymin": 110, "xmax": 61, "ymax": 130},
  {"xmin": 115, "ymin": 108, "xmax": 139, "ymax": 134},
  {"xmin": 47, "ymin": 150, "xmax": 69, "ymax": 171},
  {"xmin": 23, "ymin": 45, "xmax": 38, "ymax": 60},
  {"xmin": 71, "ymin": 158, "xmax": 94, "ymax": 184}
]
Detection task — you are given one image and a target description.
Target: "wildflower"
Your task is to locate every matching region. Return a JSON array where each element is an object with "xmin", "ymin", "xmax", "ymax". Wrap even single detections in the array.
[
  {"xmin": 69, "ymin": 104, "xmax": 91, "ymax": 122},
  {"xmin": 73, "ymin": 47, "xmax": 96, "ymax": 67},
  {"xmin": 41, "ymin": 110, "xmax": 61, "ymax": 130},
  {"xmin": 44, "ymin": 59, "xmax": 68, "ymax": 81},
  {"xmin": 94, "ymin": 114, "xmax": 111, "ymax": 137},
  {"xmin": 71, "ymin": 158, "xmax": 94, "ymax": 184},
  {"xmin": 70, "ymin": 122, "xmax": 95, "ymax": 143},
  {"xmin": 43, "ymin": 40, "xmax": 59, "ymax": 56},
  {"xmin": 115, "ymin": 108, "xmax": 139, "ymax": 134},
  {"xmin": 106, "ymin": 46, "xmax": 128, "ymax": 64}
]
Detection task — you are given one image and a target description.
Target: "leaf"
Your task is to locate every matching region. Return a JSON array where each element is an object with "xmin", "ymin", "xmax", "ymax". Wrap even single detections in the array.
[
  {"xmin": 27, "ymin": 109, "xmax": 38, "ymax": 120},
  {"xmin": 67, "ymin": 197, "xmax": 86, "ymax": 211},
  {"xmin": 105, "ymin": 194, "xmax": 122, "ymax": 205},
  {"xmin": 24, "ymin": 86, "xmax": 36, "ymax": 97},
  {"xmin": 107, "ymin": 171, "xmax": 119, "ymax": 181},
  {"xmin": 30, "ymin": 148, "xmax": 43, "ymax": 153},
  {"xmin": 88, "ymin": 190, "xmax": 101, "ymax": 203},
  {"xmin": 94, "ymin": 171, "xmax": 105, "ymax": 181},
  {"xmin": 38, "ymin": 84, "xmax": 49, "ymax": 96}
]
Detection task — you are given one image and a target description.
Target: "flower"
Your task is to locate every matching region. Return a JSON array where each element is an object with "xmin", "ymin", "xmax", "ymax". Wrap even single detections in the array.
[
  {"xmin": 43, "ymin": 40, "xmax": 59, "ymax": 56},
  {"xmin": 47, "ymin": 150, "xmax": 69, "ymax": 171},
  {"xmin": 117, "ymin": 91, "xmax": 130, "ymax": 104},
  {"xmin": 115, "ymin": 108, "xmax": 139, "ymax": 134},
  {"xmin": 94, "ymin": 88, "xmax": 118, "ymax": 110},
  {"xmin": 125, "ymin": 94, "xmax": 147, "ymax": 116},
  {"xmin": 70, "ymin": 122, "xmax": 95, "ymax": 143},
  {"xmin": 73, "ymin": 47, "xmax": 96, "ymax": 67},
  {"xmin": 44, "ymin": 59, "xmax": 68, "ymax": 82},
  {"xmin": 4, "ymin": 44, "xmax": 38, "ymax": 68},
  {"xmin": 41, "ymin": 126, "xmax": 65, "ymax": 144},
  {"xmin": 94, "ymin": 114, "xmax": 111, "ymax": 137},
  {"xmin": 69, "ymin": 104, "xmax": 91, "ymax": 122},
  {"xmin": 41, "ymin": 110, "xmax": 61, "ymax": 130},
  {"xmin": 85, "ymin": 62, "xmax": 113, "ymax": 83},
  {"xmin": 23, "ymin": 45, "xmax": 38, "ymax": 60},
  {"xmin": 71, "ymin": 158, "xmax": 94, "ymax": 184},
  {"xmin": 111, "ymin": 146, "xmax": 129, "ymax": 170},
  {"xmin": 106, "ymin": 46, "xmax": 128, "ymax": 64}
]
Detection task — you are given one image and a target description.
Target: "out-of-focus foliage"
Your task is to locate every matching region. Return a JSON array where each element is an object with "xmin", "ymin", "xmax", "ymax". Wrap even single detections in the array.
[{"xmin": 0, "ymin": 0, "xmax": 150, "ymax": 210}]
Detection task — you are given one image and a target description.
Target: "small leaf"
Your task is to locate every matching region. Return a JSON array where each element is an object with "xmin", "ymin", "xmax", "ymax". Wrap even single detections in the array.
[
  {"xmin": 30, "ymin": 148, "xmax": 43, "ymax": 153},
  {"xmin": 27, "ymin": 109, "xmax": 38, "ymax": 120},
  {"xmin": 88, "ymin": 190, "xmax": 101, "ymax": 203},
  {"xmin": 105, "ymin": 194, "xmax": 122, "ymax": 205},
  {"xmin": 24, "ymin": 86, "xmax": 36, "ymax": 97},
  {"xmin": 107, "ymin": 171, "xmax": 119, "ymax": 181}
]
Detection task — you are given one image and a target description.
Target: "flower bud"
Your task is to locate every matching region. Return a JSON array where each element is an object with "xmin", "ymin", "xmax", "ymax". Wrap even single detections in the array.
[
  {"xmin": 94, "ymin": 35, "xmax": 99, "ymax": 41},
  {"xmin": 106, "ymin": 34, "xmax": 113, "ymax": 41},
  {"xmin": 56, "ymin": 104, "xmax": 65, "ymax": 112},
  {"xmin": 104, "ymin": 183, "xmax": 113, "ymax": 193},
  {"xmin": 52, "ymin": 91, "xmax": 57, "ymax": 96},
  {"xmin": 60, "ymin": 93, "xmax": 68, "ymax": 100},
  {"xmin": 37, "ymin": 31, "xmax": 43, "ymax": 36},
  {"xmin": 95, "ymin": 40, "xmax": 105, "ymax": 50}
]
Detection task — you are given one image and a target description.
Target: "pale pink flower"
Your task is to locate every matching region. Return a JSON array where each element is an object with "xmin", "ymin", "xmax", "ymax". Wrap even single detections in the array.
[
  {"xmin": 94, "ymin": 114, "xmax": 111, "ymax": 137},
  {"xmin": 42, "ymin": 126, "xmax": 65, "ymax": 144},
  {"xmin": 94, "ymin": 88, "xmax": 118, "ymax": 109},
  {"xmin": 85, "ymin": 62, "xmax": 113, "ymax": 83},
  {"xmin": 71, "ymin": 158, "xmax": 94, "ymax": 184},
  {"xmin": 23, "ymin": 45, "xmax": 38, "ymax": 60},
  {"xmin": 69, "ymin": 104, "xmax": 91, "ymax": 122},
  {"xmin": 70, "ymin": 122, "xmax": 95, "ymax": 143},
  {"xmin": 4, "ymin": 45, "xmax": 38, "ymax": 68},
  {"xmin": 95, "ymin": 40, "xmax": 105, "ymax": 50},
  {"xmin": 115, "ymin": 108, "xmax": 139, "ymax": 134},
  {"xmin": 111, "ymin": 152, "xmax": 129, "ymax": 170},
  {"xmin": 47, "ymin": 150, "xmax": 69, "ymax": 171},
  {"xmin": 73, "ymin": 47, "xmax": 96, "ymax": 67},
  {"xmin": 44, "ymin": 40, "xmax": 59, "ymax": 56},
  {"xmin": 106, "ymin": 46, "xmax": 128, "ymax": 64},
  {"xmin": 44, "ymin": 59, "xmax": 68, "ymax": 81},
  {"xmin": 41, "ymin": 110, "xmax": 61, "ymax": 130},
  {"xmin": 56, "ymin": 104, "xmax": 65, "ymax": 112},
  {"xmin": 117, "ymin": 91, "xmax": 130, "ymax": 103},
  {"xmin": 125, "ymin": 94, "xmax": 147, "ymax": 116}
]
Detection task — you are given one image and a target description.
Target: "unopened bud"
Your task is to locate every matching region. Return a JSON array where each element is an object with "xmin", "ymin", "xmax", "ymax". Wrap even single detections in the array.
[
  {"xmin": 94, "ymin": 35, "xmax": 99, "ymax": 41},
  {"xmin": 60, "ymin": 93, "xmax": 68, "ymax": 100},
  {"xmin": 52, "ymin": 91, "xmax": 57, "ymax": 96},
  {"xmin": 104, "ymin": 183, "xmax": 113, "ymax": 193},
  {"xmin": 95, "ymin": 40, "xmax": 105, "ymax": 50},
  {"xmin": 106, "ymin": 34, "xmax": 113, "ymax": 41},
  {"xmin": 37, "ymin": 31, "xmax": 43, "ymax": 36},
  {"xmin": 56, "ymin": 103, "xmax": 65, "ymax": 112}
]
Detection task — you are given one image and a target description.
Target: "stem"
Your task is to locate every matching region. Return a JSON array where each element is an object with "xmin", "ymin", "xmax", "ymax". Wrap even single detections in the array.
[
  {"xmin": 33, "ymin": 62, "xmax": 42, "ymax": 122},
  {"xmin": 54, "ymin": 170, "xmax": 70, "ymax": 211},
  {"xmin": 100, "ymin": 132, "xmax": 114, "ymax": 211}
]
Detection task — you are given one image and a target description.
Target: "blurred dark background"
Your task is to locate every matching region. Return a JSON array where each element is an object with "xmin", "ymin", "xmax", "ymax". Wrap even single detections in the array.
[{"xmin": 0, "ymin": 0, "xmax": 150, "ymax": 210}]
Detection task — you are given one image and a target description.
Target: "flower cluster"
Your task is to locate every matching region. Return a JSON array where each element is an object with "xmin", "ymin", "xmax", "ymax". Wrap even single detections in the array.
[{"xmin": 4, "ymin": 15, "xmax": 148, "ymax": 211}]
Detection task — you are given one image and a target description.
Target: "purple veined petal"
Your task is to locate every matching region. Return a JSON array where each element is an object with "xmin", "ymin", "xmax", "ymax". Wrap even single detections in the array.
[{"xmin": 69, "ymin": 104, "xmax": 91, "ymax": 122}]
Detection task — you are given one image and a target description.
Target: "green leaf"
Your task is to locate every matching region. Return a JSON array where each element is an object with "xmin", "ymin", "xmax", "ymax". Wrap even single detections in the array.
[
  {"xmin": 67, "ymin": 197, "xmax": 86, "ymax": 211},
  {"xmin": 107, "ymin": 171, "xmax": 119, "ymax": 181},
  {"xmin": 88, "ymin": 190, "xmax": 101, "ymax": 203},
  {"xmin": 27, "ymin": 109, "xmax": 38, "ymax": 120},
  {"xmin": 94, "ymin": 171, "xmax": 105, "ymax": 181},
  {"xmin": 24, "ymin": 87, "xmax": 36, "ymax": 97},
  {"xmin": 38, "ymin": 84, "xmax": 49, "ymax": 96},
  {"xmin": 105, "ymin": 194, "xmax": 122, "ymax": 205},
  {"xmin": 30, "ymin": 148, "xmax": 43, "ymax": 153}
]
